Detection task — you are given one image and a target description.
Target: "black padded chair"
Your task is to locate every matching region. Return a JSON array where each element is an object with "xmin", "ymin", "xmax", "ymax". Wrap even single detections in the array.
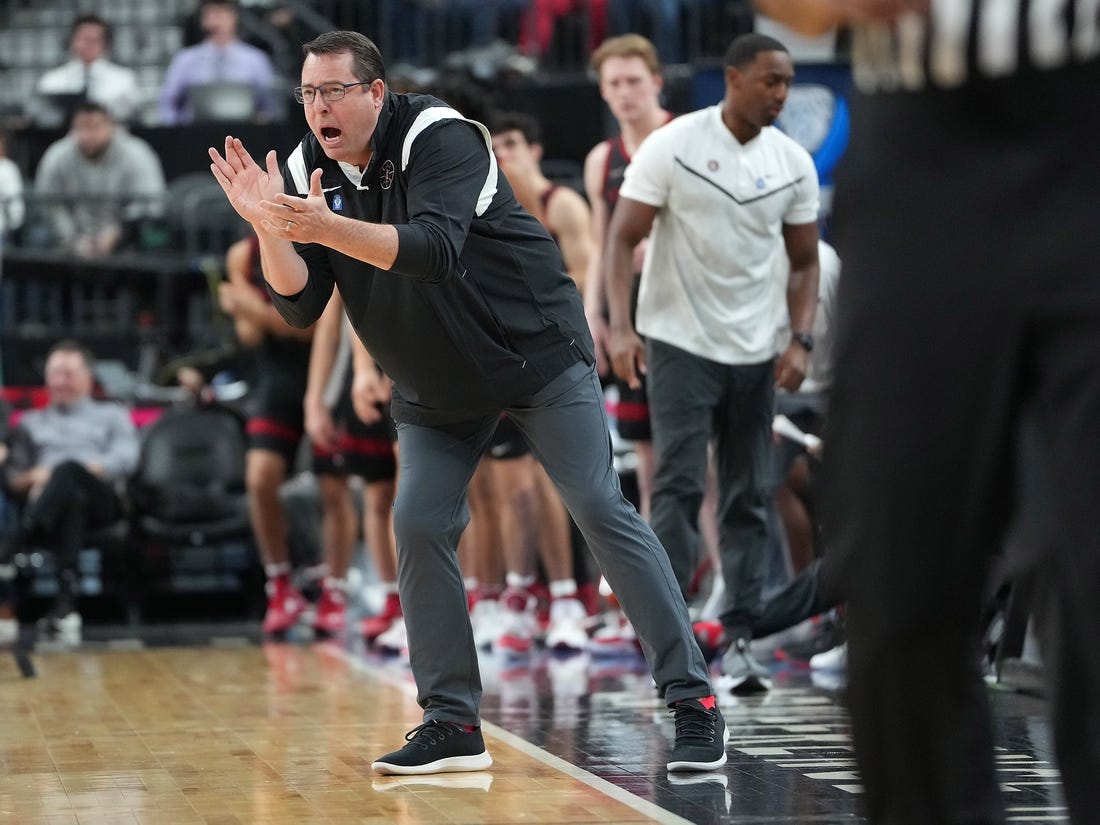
[
  {"xmin": 163, "ymin": 171, "xmax": 249, "ymax": 259},
  {"xmin": 127, "ymin": 404, "xmax": 259, "ymax": 618}
]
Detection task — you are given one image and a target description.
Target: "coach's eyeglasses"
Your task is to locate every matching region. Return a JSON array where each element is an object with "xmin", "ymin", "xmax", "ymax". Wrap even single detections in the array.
[{"xmin": 293, "ymin": 81, "xmax": 369, "ymax": 104}]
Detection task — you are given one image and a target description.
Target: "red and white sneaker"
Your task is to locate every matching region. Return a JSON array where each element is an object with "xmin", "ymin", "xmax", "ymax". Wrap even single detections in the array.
[
  {"xmin": 495, "ymin": 587, "xmax": 537, "ymax": 656},
  {"xmin": 361, "ymin": 593, "xmax": 402, "ymax": 644},
  {"xmin": 262, "ymin": 577, "xmax": 307, "ymax": 634},
  {"xmin": 530, "ymin": 582, "xmax": 552, "ymax": 638},
  {"xmin": 313, "ymin": 585, "xmax": 348, "ymax": 635},
  {"xmin": 546, "ymin": 597, "xmax": 588, "ymax": 652},
  {"xmin": 375, "ymin": 617, "xmax": 409, "ymax": 658},
  {"xmin": 577, "ymin": 580, "xmax": 602, "ymax": 618},
  {"xmin": 470, "ymin": 597, "xmax": 500, "ymax": 651},
  {"xmin": 588, "ymin": 610, "xmax": 638, "ymax": 656}
]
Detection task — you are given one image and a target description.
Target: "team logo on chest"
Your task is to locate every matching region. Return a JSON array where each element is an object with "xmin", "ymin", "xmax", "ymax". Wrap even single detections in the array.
[{"xmin": 380, "ymin": 159, "xmax": 395, "ymax": 190}]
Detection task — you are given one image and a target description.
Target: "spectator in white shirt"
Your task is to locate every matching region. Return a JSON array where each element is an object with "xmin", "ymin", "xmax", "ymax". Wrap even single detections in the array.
[
  {"xmin": 35, "ymin": 14, "xmax": 140, "ymax": 126},
  {"xmin": 0, "ymin": 130, "xmax": 24, "ymax": 242}
]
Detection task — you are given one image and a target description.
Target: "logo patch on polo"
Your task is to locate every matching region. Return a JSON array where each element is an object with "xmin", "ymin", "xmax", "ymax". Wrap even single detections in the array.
[{"xmin": 380, "ymin": 160, "xmax": 395, "ymax": 190}]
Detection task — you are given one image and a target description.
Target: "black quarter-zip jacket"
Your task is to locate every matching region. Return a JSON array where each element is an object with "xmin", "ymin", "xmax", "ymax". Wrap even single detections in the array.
[{"xmin": 269, "ymin": 91, "xmax": 595, "ymax": 426}]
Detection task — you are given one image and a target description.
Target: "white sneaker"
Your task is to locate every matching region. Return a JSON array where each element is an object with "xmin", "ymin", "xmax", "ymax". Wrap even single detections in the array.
[
  {"xmin": 495, "ymin": 588, "xmax": 537, "ymax": 656},
  {"xmin": 588, "ymin": 610, "xmax": 637, "ymax": 656},
  {"xmin": 809, "ymin": 641, "xmax": 847, "ymax": 671},
  {"xmin": 376, "ymin": 617, "xmax": 409, "ymax": 656},
  {"xmin": 545, "ymin": 598, "xmax": 588, "ymax": 652},
  {"xmin": 55, "ymin": 611, "xmax": 82, "ymax": 636},
  {"xmin": 469, "ymin": 598, "xmax": 500, "ymax": 651}
]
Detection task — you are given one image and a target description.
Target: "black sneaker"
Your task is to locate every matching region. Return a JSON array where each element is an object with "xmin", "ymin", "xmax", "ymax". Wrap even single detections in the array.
[
  {"xmin": 371, "ymin": 721, "xmax": 493, "ymax": 776},
  {"xmin": 666, "ymin": 697, "xmax": 728, "ymax": 772}
]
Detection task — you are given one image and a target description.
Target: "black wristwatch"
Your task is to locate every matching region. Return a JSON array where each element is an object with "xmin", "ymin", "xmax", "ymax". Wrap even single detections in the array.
[{"xmin": 792, "ymin": 332, "xmax": 815, "ymax": 352}]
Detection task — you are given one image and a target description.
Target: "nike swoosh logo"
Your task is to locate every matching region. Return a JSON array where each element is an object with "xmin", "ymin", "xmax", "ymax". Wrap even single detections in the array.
[{"xmin": 322, "ymin": 186, "xmax": 341, "ymax": 193}]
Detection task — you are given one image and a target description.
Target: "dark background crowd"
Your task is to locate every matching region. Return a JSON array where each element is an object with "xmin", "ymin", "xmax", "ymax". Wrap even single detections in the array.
[{"xmin": 0, "ymin": 0, "xmax": 849, "ymax": 643}]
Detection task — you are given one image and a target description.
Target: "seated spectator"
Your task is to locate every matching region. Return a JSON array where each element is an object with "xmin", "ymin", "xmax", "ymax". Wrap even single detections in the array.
[
  {"xmin": 159, "ymin": 0, "xmax": 279, "ymax": 126},
  {"xmin": 0, "ymin": 129, "xmax": 24, "ymax": 244},
  {"xmin": 33, "ymin": 101, "xmax": 166, "ymax": 258},
  {"xmin": 33, "ymin": 13, "xmax": 140, "ymax": 127},
  {"xmin": 1, "ymin": 340, "xmax": 140, "ymax": 640}
]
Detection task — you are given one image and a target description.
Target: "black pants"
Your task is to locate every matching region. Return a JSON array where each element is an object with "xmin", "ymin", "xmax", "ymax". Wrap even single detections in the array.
[
  {"xmin": 751, "ymin": 559, "xmax": 841, "ymax": 640},
  {"xmin": 646, "ymin": 339, "xmax": 774, "ymax": 633},
  {"xmin": 822, "ymin": 61, "xmax": 1100, "ymax": 825},
  {"xmin": 22, "ymin": 461, "xmax": 123, "ymax": 577}
]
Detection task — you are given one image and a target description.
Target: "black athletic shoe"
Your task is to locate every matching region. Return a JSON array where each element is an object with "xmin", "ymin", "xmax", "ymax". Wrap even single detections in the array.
[
  {"xmin": 371, "ymin": 720, "xmax": 493, "ymax": 776},
  {"xmin": 667, "ymin": 697, "xmax": 729, "ymax": 772}
]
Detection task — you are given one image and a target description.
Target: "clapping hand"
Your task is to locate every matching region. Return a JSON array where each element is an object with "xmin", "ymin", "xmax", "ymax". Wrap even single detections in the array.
[{"xmin": 208, "ymin": 137, "xmax": 284, "ymax": 228}]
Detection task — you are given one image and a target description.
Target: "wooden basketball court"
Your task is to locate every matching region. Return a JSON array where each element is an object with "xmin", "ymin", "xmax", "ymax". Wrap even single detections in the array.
[
  {"xmin": 0, "ymin": 642, "xmax": 685, "ymax": 824},
  {"xmin": 0, "ymin": 636, "xmax": 1068, "ymax": 824}
]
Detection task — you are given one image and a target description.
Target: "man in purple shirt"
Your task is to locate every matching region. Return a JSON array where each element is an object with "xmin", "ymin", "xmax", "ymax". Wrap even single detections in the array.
[{"xmin": 159, "ymin": 0, "xmax": 278, "ymax": 126}]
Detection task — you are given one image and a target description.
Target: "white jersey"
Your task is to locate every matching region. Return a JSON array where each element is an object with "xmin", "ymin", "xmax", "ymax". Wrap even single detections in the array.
[
  {"xmin": 620, "ymin": 105, "xmax": 819, "ymax": 365},
  {"xmin": 853, "ymin": 0, "xmax": 1100, "ymax": 92}
]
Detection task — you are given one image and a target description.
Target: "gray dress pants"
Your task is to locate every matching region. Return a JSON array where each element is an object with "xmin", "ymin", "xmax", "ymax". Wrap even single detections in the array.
[
  {"xmin": 646, "ymin": 338, "xmax": 775, "ymax": 637},
  {"xmin": 392, "ymin": 361, "xmax": 712, "ymax": 725}
]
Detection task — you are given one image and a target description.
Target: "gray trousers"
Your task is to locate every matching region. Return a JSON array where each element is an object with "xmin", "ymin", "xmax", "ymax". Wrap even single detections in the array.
[
  {"xmin": 646, "ymin": 339, "xmax": 774, "ymax": 636},
  {"xmin": 393, "ymin": 361, "xmax": 712, "ymax": 725}
]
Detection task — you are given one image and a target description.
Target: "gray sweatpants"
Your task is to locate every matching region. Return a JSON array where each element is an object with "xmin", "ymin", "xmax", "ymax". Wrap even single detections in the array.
[{"xmin": 392, "ymin": 361, "xmax": 712, "ymax": 725}]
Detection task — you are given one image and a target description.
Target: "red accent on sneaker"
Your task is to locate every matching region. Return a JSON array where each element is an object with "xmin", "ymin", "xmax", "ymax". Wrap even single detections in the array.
[
  {"xmin": 313, "ymin": 586, "xmax": 347, "ymax": 633},
  {"xmin": 698, "ymin": 695, "xmax": 716, "ymax": 710},
  {"xmin": 360, "ymin": 592, "xmax": 403, "ymax": 641},
  {"xmin": 687, "ymin": 555, "xmax": 714, "ymax": 599},
  {"xmin": 530, "ymin": 582, "xmax": 551, "ymax": 629},
  {"xmin": 577, "ymin": 581, "xmax": 602, "ymax": 616},
  {"xmin": 692, "ymin": 619, "xmax": 726, "ymax": 662},
  {"xmin": 468, "ymin": 583, "xmax": 501, "ymax": 604},
  {"xmin": 501, "ymin": 587, "xmax": 532, "ymax": 613},
  {"xmin": 262, "ymin": 577, "xmax": 307, "ymax": 634}
]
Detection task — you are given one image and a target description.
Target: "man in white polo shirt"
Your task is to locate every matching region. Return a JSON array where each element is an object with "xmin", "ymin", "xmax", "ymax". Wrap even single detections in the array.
[{"xmin": 605, "ymin": 32, "xmax": 820, "ymax": 694}]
